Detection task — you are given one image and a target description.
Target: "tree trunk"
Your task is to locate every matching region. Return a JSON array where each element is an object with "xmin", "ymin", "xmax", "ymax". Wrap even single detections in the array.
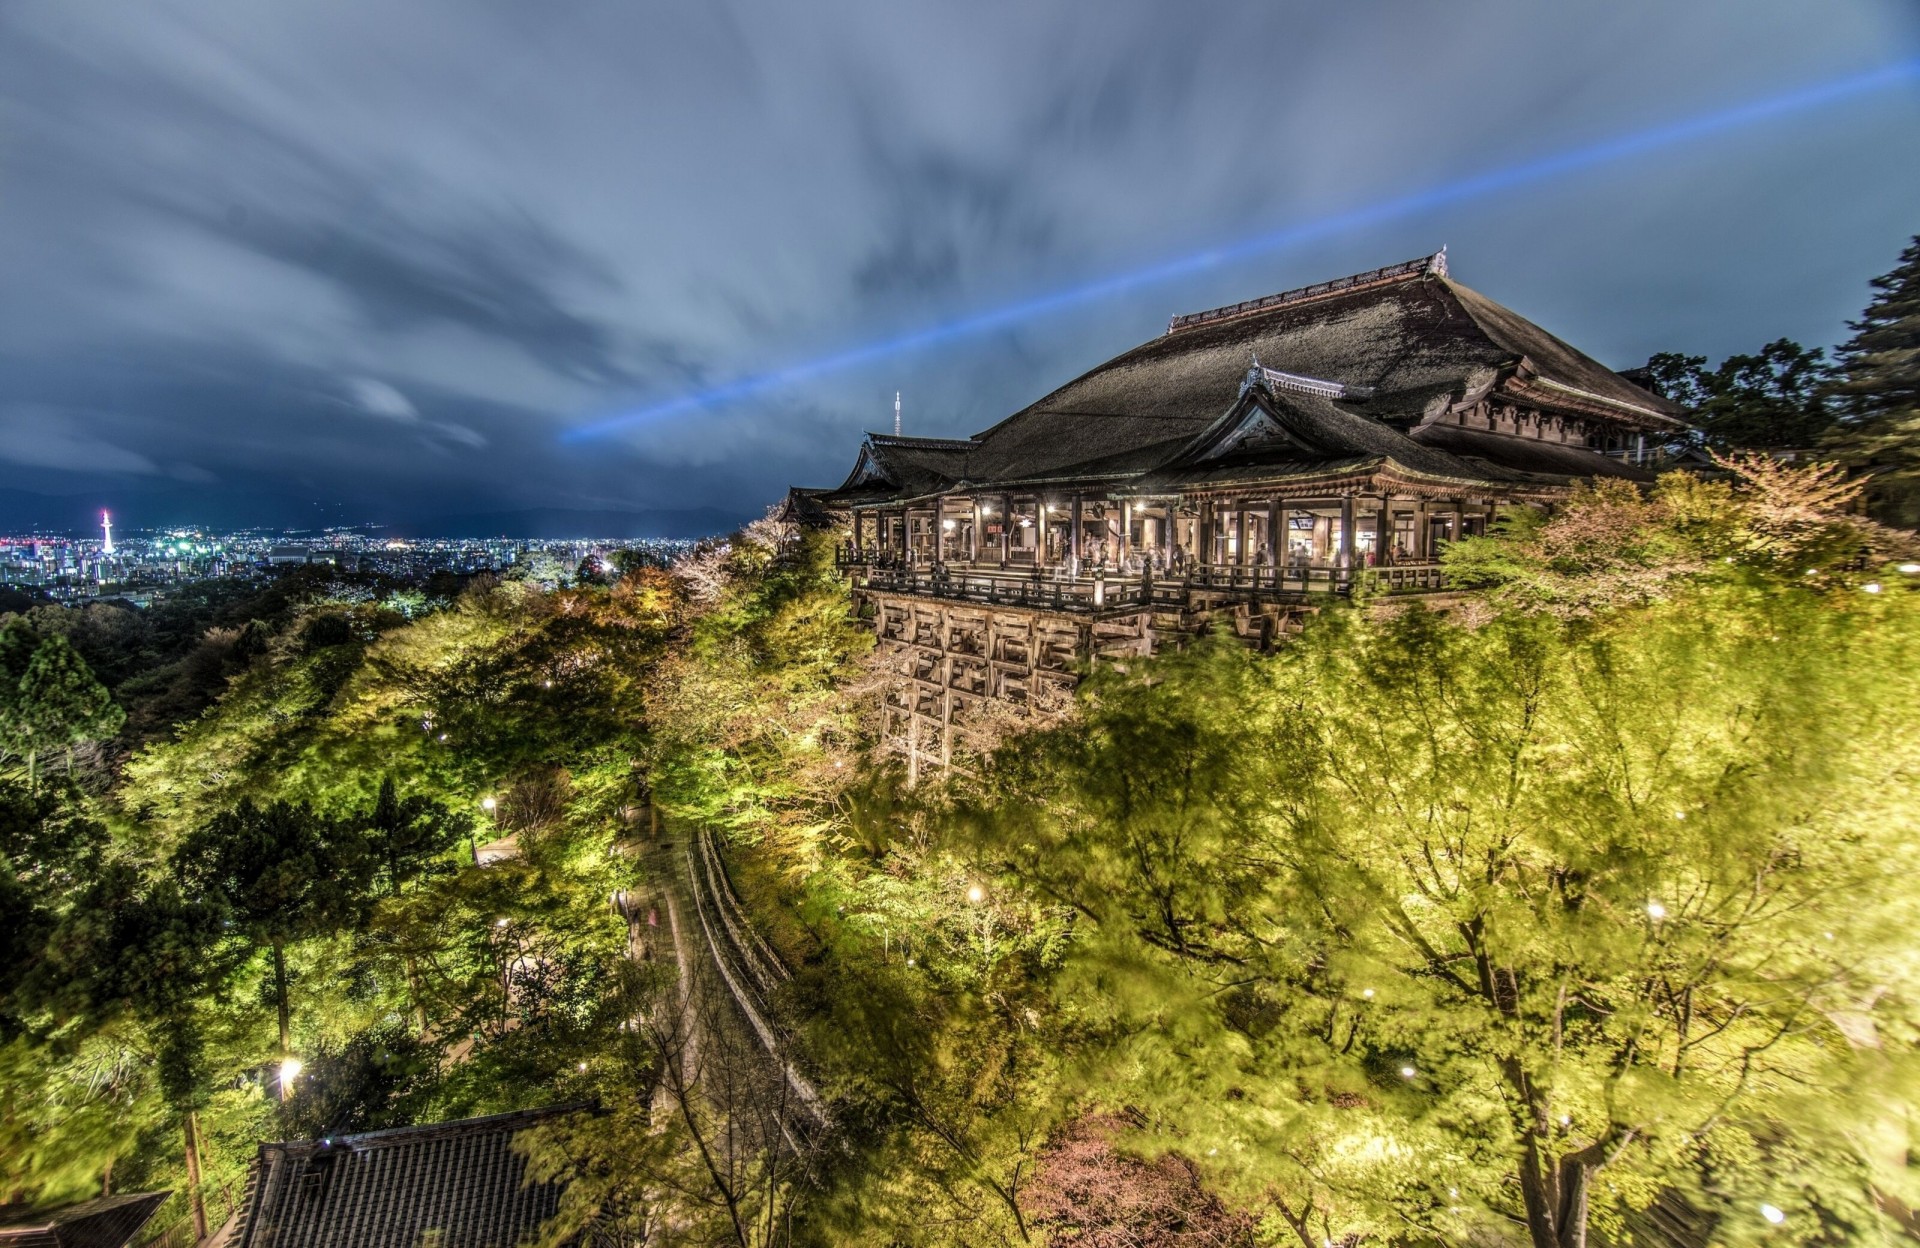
[
  {"xmin": 101, "ymin": 1154, "xmax": 112, "ymax": 1197},
  {"xmin": 184, "ymin": 1112, "xmax": 209, "ymax": 1242},
  {"xmin": 1517, "ymin": 1137, "xmax": 1596, "ymax": 1248},
  {"xmin": 272, "ymin": 940, "xmax": 291, "ymax": 1076},
  {"xmin": 404, "ymin": 954, "xmax": 428, "ymax": 1036}
]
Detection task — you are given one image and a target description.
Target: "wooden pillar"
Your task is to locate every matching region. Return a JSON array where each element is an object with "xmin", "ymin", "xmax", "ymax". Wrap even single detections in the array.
[
  {"xmin": 1070, "ymin": 494, "xmax": 1083, "ymax": 567},
  {"xmin": 1267, "ymin": 500, "xmax": 1282, "ymax": 564},
  {"xmin": 1339, "ymin": 495, "xmax": 1356, "ymax": 572},
  {"xmin": 1413, "ymin": 499, "xmax": 1429, "ymax": 560},
  {"xmin": 1197, "ymin": 501, "xmax": 1213, "ymax": 568},
  {"xmin": 1036, "ymin": 499, "xmax": 1050, "ymax": 568},
  {"xmin": 1120, "ymin": 501, "xmax": 1133, "ymax": 559},
  {"xmin": 1236, "ymin": 505, "xmax": 1251, "ymax": 567},
  {"xmin": 1374, "ymin": 496, "xmax": 1391, "ymax": 563},
  {"xmin": 1000, "ymin": 493, "xmax": 1011, "ymax": 565}
]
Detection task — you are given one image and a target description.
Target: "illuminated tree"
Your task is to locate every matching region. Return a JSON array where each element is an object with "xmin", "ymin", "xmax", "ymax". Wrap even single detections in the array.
[
  {"xmin": 172, "ymin": 799, "xmax": 371, "ymax": 1057},
  {"xmin": 0, "ymin": 628, "xmax": 123, "ymax": 789},
  {"xmin": 954, "ymin": 483, "xmax": 1920, "ymax": 1247}
]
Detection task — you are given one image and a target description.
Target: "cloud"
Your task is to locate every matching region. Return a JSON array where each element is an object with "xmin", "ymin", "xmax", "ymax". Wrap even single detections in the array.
[
  {"xmin": 345, "ymin": 377, "xmax": 420, "ymax": 421},
  {"xmin": 0, "ymin": 406, "xmax": 161, "ymax": 475},
  {"xmin": 0, "ymin": 0, "xmax": 1913, "ymax": 529},
  {"xmin": 427, "ymin": 421, "xmax": 488, "ymax": 449}
]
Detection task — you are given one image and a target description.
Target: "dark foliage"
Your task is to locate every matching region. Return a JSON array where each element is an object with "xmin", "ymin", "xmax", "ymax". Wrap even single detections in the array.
[
  {"xmin": 279, "ymin": 1023, "xmax": 441, "ymax": 1139},
  {"xmin": 1645, "ymin": 338, "xmax": 1838, "ymax": 448}
]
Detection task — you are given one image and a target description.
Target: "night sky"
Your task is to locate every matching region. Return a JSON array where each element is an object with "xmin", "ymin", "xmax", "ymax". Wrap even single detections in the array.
[{"xmin": 2, "ymin": 2, "xmax": 1918, "ymax": 535}]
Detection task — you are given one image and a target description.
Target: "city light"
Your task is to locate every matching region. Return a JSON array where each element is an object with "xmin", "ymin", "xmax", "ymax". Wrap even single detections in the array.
[{"xmin": 565, "ymin": 58, "xmax": 1920, "ymax": 441}]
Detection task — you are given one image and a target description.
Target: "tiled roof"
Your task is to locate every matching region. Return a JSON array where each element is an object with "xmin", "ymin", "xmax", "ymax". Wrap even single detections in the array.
[
  {"xmin": 0, "ymin": 1192, "xmax": 171, "ymax": 1248},
  {"xmin": 229, "ymin": 1106, "xmax": 588, "ymax": 1248}
]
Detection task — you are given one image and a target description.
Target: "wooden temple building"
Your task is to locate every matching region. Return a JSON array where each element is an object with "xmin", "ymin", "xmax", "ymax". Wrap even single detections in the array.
[{"xmin": 796, "ymin": 251, "xmax": 1688, "ymax": 775}]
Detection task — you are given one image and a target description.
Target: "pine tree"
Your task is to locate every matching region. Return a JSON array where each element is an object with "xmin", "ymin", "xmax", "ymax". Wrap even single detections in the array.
[
  {"xmin": 1828, "ymin": 234, "xmax": 1920, "ymax": 527},
  {"xmin": 0, "ymin": 633, "xmax": 123, "ymax": 789}
]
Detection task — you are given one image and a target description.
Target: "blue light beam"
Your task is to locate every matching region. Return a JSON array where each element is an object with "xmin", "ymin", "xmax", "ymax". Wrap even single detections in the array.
[{"xmin": 565, "ymin": 58, "xmax": 1920, "ymax": 441}]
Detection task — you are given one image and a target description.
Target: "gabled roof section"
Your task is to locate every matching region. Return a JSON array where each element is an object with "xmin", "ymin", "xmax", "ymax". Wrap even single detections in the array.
[
  {"xmin": 1145, "ymin": 382, "xmax": 1509, "ymax": 489},
  {"xmin": 833, "ymin": 433, "xmax": 977, "ymax": 498},
  {"xmin": 0, "ymin": 1192, "xmax": 171, "ymax": 1248},
  {"xmin": 1444, "ymin": 280, "xmax": 1685, "ymax": 425}
]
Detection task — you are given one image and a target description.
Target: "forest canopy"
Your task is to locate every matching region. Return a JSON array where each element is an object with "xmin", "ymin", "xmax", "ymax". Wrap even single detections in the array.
[{"xmin": 1, "ymin": 458, "xmax": 1917, "ymax": 1248}]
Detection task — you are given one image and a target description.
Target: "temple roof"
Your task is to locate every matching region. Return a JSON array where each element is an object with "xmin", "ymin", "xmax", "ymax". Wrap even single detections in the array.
[
  {"xmin": 228, "ymin": 1106, "xmax": 587, "ymax": 1248},
  {"xmin": 811, "ymin": 252, "xmax": 1683, "ymax": 505},
  {"xmin": 0, "ymin": 1192, "xmax": 171, "ymax": 1248}
]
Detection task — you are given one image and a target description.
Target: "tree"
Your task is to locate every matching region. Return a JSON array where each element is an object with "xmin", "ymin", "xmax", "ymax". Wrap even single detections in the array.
[
  {"xmin": 358, "ymin": 776, "xmax": 465, "ymax": 898},
  {"xmin": 172, "ymin": 799, "xmax": 371, "ymax": 1060},
  {"xmin": 1829, "ymin": 234, "xmax": 1920, "ymax": 527},
  {"xmin": 0, "ymin": 627, "xmax": 123, "ymax": 789},
  {"xmin": 1645, "ymin": 339, "xmax": 1838, "ymax": 449},
  {"xmin": 950, "ymin": 494, "xmax": 1920, "ymax": 1246}
]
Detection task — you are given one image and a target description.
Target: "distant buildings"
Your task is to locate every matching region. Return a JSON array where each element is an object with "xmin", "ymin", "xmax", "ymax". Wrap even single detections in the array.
[{"xmin": 0, "ymin": 527, "xmax": 696, "ymax": 605}]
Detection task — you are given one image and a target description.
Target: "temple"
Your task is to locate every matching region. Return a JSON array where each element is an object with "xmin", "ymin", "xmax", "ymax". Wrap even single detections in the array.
[{"xmin": 795, "ymin": 251, "xmax": 1688, "ymax": 776}]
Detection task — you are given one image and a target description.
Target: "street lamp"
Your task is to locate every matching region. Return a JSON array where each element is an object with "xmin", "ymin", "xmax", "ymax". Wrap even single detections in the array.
[{"xmin": 278, "ymin": 1056, "xmax": 303, "ymax": 1101}]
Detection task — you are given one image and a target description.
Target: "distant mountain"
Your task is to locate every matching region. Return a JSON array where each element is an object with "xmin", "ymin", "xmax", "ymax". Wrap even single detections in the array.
[{"xmin": 383, "ymin": 506, "xmax": 747, "ymax": 540}]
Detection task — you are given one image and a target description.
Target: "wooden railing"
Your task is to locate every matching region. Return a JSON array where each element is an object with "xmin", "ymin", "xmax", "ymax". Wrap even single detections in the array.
[{"xmin": 844, "ymin": 552, "xmax": 1447, "ymax": 613}]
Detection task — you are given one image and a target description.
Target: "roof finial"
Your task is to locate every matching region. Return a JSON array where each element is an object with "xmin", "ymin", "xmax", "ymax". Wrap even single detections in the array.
[
  {"xmin": 1432, "ymin": 245, "xmax": 1448, "ymax": 278},
  {"xmin": 894, "ymin": 391, "xmax": 901, "ymax": 437}
]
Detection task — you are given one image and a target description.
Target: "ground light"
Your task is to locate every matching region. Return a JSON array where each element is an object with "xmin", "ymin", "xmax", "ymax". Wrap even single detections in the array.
[{"xmin": 565, "ymin": 58, "xmax": 1920, "ymax": 441}]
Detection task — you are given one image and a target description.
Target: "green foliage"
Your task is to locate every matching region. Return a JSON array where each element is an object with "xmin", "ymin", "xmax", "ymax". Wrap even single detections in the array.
[
  {"xmin": 0, "ymin": 626, "xmax": 123, "ymax": 787},
  {"xmin": 3, "ymin": 572, "xmax": 656, "ymax": 1219},
  {"xmin": 945, "ymin": 498, "xmax": 1920, "ymax": 1246},
  {"xmin": 1829, "ymin": 233, "xmax": 1920, "ymax": 527}
]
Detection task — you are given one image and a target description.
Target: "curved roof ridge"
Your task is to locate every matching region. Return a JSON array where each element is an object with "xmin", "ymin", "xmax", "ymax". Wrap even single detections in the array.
[
  {"xmin": 866, "ymin": 433, "xmax": 979, "ymax": 450},
  {"xmin": 1166, "ymin": 251, "xmax": 1446, "ymax": 334}
]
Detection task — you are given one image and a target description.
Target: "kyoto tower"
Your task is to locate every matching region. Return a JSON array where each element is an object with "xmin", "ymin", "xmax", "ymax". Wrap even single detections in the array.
[{"xmin": 101, "ymin": 510, "xmax": 114, "ymax": 556}]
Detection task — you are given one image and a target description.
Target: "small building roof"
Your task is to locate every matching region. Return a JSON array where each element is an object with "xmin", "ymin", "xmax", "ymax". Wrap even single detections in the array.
[
  {"xmin": 0, "ymin": 1191, "xmax": 172, "ymax": 1248},
  {"xmin": 227, "ymin": 1105, "xmax": 588, "ymax": 1248}
]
